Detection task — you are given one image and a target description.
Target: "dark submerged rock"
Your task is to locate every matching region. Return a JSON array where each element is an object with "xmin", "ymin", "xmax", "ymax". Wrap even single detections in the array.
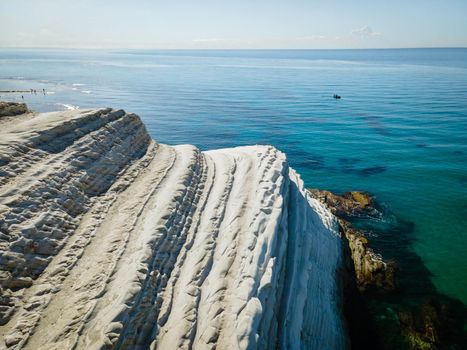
[{"xmin": 357, "ymin": 166, "xmax": 387, "ymax": 177}]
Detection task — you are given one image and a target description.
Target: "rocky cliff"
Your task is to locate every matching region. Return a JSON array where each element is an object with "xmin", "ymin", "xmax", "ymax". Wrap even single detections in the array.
[{"xmin": 0, "ymin": 107, "xmax": 346, "ymax": 349}]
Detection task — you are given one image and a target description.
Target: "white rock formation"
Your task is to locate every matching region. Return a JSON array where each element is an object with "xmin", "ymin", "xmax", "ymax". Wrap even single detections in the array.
[{"xmin": 0, "ymin": 108, "xmax": 347, "ymax": 349}]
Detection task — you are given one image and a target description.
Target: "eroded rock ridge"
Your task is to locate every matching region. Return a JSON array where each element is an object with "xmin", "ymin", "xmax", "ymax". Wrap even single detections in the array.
[{"xmin": 0, "ymin": 107, "xmax": 346, "ymax": 350}]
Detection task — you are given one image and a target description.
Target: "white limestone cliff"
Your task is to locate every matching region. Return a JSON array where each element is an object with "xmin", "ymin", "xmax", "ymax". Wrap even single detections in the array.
[{"xmin": 0, "ymin": 108, "xmax": 346, "ymax": 349}]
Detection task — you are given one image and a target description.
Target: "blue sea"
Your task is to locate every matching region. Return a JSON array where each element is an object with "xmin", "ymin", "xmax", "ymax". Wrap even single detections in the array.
[{"xmin": 1, "ymin": 48, "xmax": 466, "ymax": 335}]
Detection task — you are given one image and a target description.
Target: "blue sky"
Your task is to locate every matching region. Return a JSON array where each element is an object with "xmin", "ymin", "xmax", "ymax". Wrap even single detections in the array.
[{"xmin": 1, "ymin": 0, "xmax": 466, "ymax": 49}]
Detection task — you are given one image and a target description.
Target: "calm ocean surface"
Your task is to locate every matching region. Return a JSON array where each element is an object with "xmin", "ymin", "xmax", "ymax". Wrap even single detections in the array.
[{"xmin": 1, "ymin": 48, "xmax": 466, "ymax": 309}]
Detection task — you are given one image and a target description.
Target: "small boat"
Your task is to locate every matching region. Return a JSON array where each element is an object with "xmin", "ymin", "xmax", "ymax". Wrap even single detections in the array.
[{"xmin": 333, "ymin": 94, "xmax": 341, "ymax": 99}]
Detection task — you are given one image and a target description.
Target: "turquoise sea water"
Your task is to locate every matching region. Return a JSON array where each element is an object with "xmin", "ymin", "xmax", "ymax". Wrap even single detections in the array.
[{"xmin": 1, "ymin": 48, "xmax": 466, "ymax": 332}]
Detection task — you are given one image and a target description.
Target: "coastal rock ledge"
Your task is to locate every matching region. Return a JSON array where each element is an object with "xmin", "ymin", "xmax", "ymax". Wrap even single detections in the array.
[{"xmin": 0, "ymin": 107, "xmax": 346, "ymax": 350}]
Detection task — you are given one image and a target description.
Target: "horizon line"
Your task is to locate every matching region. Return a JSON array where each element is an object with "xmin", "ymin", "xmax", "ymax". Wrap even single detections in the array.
[{"xmin": 1, "ymin": 46, "xmax": 466, "ymax": 51}]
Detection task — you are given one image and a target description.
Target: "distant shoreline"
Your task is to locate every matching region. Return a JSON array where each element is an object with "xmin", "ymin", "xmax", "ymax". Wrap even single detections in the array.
[{"xmin": 0, "ymin": 47, "xmax": 466, "ymax": 51}]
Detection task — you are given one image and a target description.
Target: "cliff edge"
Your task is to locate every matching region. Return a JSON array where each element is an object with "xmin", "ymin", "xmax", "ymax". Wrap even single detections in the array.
[{"xmin": 0, "ymin": 107, "xmax": 346, "ymax": 349}]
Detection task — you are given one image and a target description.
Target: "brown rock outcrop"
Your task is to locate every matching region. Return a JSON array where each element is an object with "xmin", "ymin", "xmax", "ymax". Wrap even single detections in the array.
[
  {"xmin": 309, "ymin": 189, "xmax": 395, "ymax": 292},
  {"xmin": 0, "ymin": 102, "xmax": 29, "ymax": 118}
]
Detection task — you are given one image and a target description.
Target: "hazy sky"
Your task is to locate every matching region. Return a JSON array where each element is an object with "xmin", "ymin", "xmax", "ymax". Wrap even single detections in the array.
[{"xmin": 1, "ymin": 0, "xmax": 466, "ymax": 49}]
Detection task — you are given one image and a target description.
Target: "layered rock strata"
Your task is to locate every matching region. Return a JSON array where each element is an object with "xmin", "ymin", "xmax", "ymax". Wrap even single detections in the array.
[{"xmin": 0, "ymin": 107, "xmax": 346, "ymax": 349}]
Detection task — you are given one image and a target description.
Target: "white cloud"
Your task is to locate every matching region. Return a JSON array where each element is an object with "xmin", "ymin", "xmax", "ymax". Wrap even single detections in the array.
[
  {"xmin": 190, "ymin": 37, "xmax": 253, "ymax": 49},
  {"xmin": 351, "ymin": 25, "xmax": 381, "ymax": 37},
  {"xmin": 192, "ymin": 38, "xmax": 225, "ymax": 43},
  {"xmin": 296, "ymin": 35, "xmax": 326, "ymax": 41}
]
